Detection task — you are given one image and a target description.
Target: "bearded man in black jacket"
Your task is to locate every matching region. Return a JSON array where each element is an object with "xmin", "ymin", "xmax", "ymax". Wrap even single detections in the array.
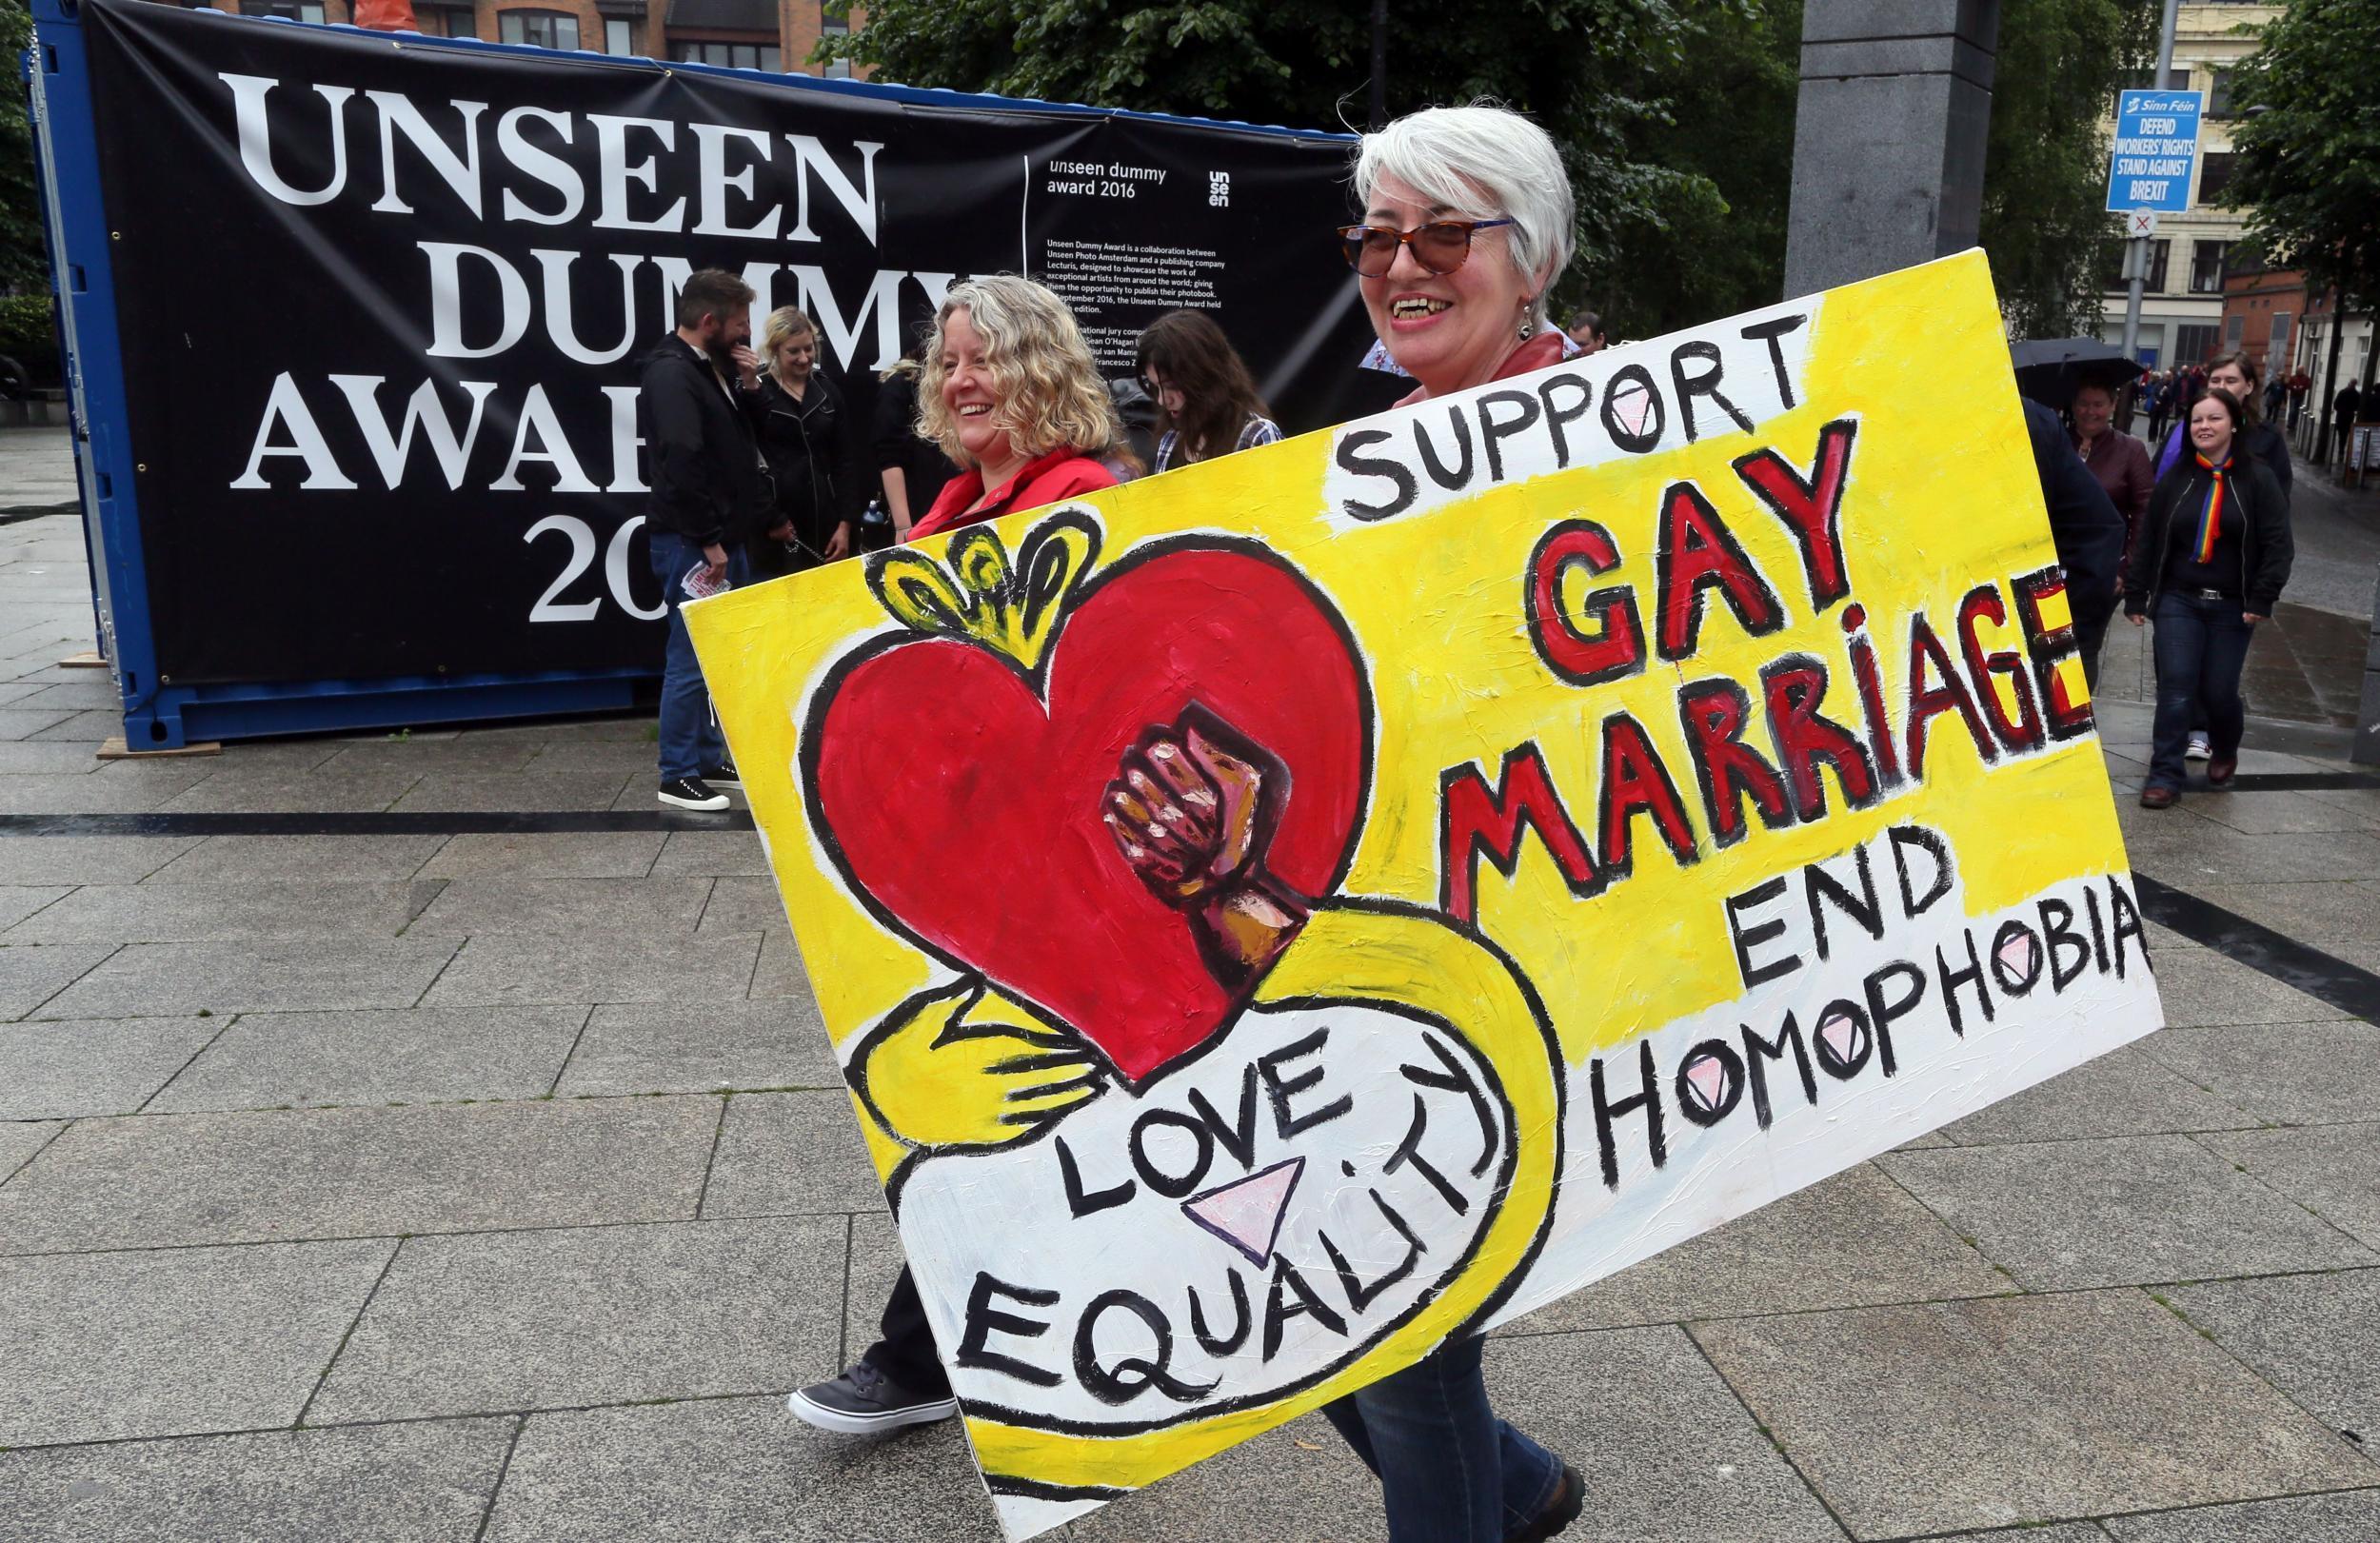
[{"xmin": 637, "ymin": 268, "xmax": 788, "ymax": 811}]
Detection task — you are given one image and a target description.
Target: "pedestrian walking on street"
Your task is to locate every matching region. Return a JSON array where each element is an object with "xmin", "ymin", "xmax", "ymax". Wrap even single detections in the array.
[
  {"xmin": 1313, "ymin": 100, "xmax": 1593, "ymax": 1543},
  {"xmin": 637, "ymin": 268, "xmax": 782, "ymax": 812},
  {"xmin": 2335, "ymin": 380, "xmax": 2365, "ymax": 465},
  {"xmin": 2129, "ymin": 387, "xmax": 2294, "ymax": 808},
  {"xmin": 745, "ymin": 305, "xmax": 865, "ymax": 578},
  {"xmin": 2146, "ymin": 370, "xmax": 2175, "ymax": 448},
  {"xmin": 2069, "ymin": 382, "xmax": 2152, "ymax": 687},
  {"xmin": 1134, "ymin": 309, "xmax": 1283, "ymax": 473}
]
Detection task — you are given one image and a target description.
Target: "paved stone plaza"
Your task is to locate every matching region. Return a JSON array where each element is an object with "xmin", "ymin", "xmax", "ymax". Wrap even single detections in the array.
[{"xmin": 5, "ymin": 427, "xmax": 2380, "ymax": 1540}]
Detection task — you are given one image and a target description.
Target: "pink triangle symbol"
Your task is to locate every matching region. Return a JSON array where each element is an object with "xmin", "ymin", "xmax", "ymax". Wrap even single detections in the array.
[
  {"xmin": 1182, "ymin": 1157, "xmax": 1304, "ymax": 1268},
  {"xmin": 1613, "ymin": 382, "xmax": 1656, "ymax": 438},
  {"xmin": 1684, "ymin": 1056, "xmax": 1728, "ymax": 1112}
]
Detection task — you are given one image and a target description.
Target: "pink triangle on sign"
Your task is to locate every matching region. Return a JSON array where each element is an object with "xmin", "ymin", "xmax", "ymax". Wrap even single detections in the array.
[
  {"xmin": 1818, "ymin": 1011, "xmax": 1862, "ymax": 1062},
  {"xmin": 1684, "ymin": 1056, "xmax": 1728, "ymax": 1112},
  {"xmin": 1181, "ymin": 1157, "xmax": 1304, "ymax": 1268},
  {"xmin": 1612, "ymin": 383, "xmax": 1656, "ymax": 439}
]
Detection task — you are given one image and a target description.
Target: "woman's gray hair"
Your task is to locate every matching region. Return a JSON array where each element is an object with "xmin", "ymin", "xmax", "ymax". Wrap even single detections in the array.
[{"xmin": 1351, "ymin": 103, "xmax": 1576, "ymax": 332}]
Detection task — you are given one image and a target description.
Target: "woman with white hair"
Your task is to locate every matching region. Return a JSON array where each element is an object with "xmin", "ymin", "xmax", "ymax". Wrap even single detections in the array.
[{"xmin": 1320, "ymin": 102, "xmax": 1587, "ymax": 1543}]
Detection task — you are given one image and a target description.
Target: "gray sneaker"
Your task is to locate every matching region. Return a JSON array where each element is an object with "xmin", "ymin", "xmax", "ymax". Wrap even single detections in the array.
[
  {"xmin": 788, "ymin": 1360, "xmax": 958, "ymax": 1434},
  {"xmin": 2185, "ymin": 732, "xmax": 2212, "ymax": 761}
]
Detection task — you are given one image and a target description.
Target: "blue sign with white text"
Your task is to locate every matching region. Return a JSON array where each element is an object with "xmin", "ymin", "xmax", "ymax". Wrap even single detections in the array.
[{"xmin": 2106, "ymin": 89, "xmax": 2205, "ymax": 213}]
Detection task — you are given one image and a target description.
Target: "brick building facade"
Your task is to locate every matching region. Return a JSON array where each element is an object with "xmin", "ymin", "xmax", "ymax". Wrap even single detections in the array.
[{"xmin": 183, "ymin": 0, "xmax": 865, "ymax": 79}]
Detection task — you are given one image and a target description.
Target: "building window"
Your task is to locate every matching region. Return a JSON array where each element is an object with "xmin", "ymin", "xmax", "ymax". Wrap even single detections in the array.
[
  {"xmin": 414, "ymin": 7, "xmax": 477, "ymax": 37},
  {"xmin": 499, "ymin": 10, "xmax": 580, "ymax": 49},
  {"xmin": 605, "ymin": 18, "xmax": 635, "ymax": 53},
  {"xmin": 2115, "ymin": 67, "xmax": 2190, "ymax": 94},
  {"xmin": 2143, "ymin": 239, "xmax": 2171, "ymax": 294},
  {"xmin": 2206, "ymin": 69, "xmax": 2236, "ymax": 119},
  {"xmin": 673, "ymin": 40, "xmax": 779, "ymax": 69},
  {"xmin": 2196, "ymin": 152, "xmax": 2236, "ymax": 206},
  {"xmin": 2224, "ymin": 313, "xmax": 2245, "ymax": 349},
  {"xmin": 821, "ymin": 0, "xmax": 852, "ymax": 77},
  {"xmin": 2269, "ymin": 311, "xmax": 2292, "ymax": 367},
  {"xmin": 2174, "ymin": 323, "xmax": 2220, "ymax": 366},
  {"xmin": 248, "ymin": 1, "xmax": 328, "ymax": 21},
  {"xmin": 2189, "ymin": 241, "xmax": 2231, "ymax": 295}
]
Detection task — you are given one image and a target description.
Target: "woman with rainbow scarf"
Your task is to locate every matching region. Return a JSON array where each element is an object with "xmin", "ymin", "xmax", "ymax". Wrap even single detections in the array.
[{"xmin": 2125, "ymin": 386, "xmax": 2293, "ymax": 808}]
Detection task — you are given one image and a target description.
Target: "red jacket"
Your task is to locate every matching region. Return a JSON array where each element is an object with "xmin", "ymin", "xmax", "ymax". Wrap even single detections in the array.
[{"xmin": 907, "ymin": 447, "xmax": 1117, "ymax": 542}]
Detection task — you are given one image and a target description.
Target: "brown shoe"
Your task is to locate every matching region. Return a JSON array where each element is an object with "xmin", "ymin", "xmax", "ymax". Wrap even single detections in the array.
[
  {"xmin": 2139, "ymin": 785, "xmax": 2179, "ymax": 809},
  {"xmin": 2207, "ymin": 756, "xmax": 2236, "ymax": 787}
]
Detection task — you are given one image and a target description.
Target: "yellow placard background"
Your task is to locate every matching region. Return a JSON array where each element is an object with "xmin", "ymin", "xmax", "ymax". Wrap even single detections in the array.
[{"xmin": 688, "ymin": 249, "xmax": 2131, "ymax": 1512}]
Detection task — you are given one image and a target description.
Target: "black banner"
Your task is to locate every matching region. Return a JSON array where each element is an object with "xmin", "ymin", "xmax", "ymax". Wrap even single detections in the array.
[{"xmin": 81, "ymin": 0, "xmax": 1383, "ymax": 684}]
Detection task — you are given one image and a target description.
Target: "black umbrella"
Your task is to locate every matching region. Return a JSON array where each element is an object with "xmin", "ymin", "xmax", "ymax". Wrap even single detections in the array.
[{"xmin": 2010, "ymin": 337, "xmax": 2139, "ymax": 411}]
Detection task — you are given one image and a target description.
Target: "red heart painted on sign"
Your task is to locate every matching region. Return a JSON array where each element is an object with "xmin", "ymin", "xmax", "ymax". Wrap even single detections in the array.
[{"xmin": 811, "ymin": 544, "xmax": 1368, "ymax": 1086}]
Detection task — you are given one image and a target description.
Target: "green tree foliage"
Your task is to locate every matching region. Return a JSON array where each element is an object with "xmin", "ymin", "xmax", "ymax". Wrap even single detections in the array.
[
  {"xmin": 2224, "ymin": 0, "xmax": 2380, "ymax": 356},
  {"xmin": 821, "ymin": 0, "xmax": 1773, "ymax": 334},
  {"xmin": 0, "ymin": 0, "xmax": 50, "ymax": 295},
  {"xmin": 1978, "ymin": 0, "xmax": 2156, "ymax": 340}
]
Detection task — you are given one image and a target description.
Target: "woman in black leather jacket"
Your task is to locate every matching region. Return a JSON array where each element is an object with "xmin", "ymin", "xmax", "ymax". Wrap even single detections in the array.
[
  {"xmin": 2125, "ymin": 386, "xmax": 2292, "ymax": 808},
  {"xmin": 745, "ymin": 307, "xmax": 865, "ymax": 578}
]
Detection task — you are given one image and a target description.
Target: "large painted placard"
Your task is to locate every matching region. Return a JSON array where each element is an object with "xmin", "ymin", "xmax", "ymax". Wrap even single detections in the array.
[{"xmin": 689, "ymin": 251, "xmax": 2164, "ymax": 1539}]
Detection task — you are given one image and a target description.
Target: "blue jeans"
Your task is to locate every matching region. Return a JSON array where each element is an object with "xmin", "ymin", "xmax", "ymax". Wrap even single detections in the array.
[
  {"xmin": 1321, "ymin": 1335, "xmax": 1566, "ymax": 1543},
  {"xmin": 2148, "ymin": 589, "xmax": 2254, "ymax": 790},
  {"xmin": 649, "ymin": 530, "xmax": 749, "ymax": 781}
]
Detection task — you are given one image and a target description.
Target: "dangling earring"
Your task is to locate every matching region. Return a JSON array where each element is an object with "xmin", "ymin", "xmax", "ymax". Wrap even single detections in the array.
[{"xmin": 1517, "ymin": 296, "xmax": 1535, "ymax": 341}]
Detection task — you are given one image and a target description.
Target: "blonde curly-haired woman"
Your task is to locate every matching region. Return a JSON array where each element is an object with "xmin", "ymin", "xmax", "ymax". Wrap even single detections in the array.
[{"xmin": 906, "ymin": 274, "xmax": 1132, "ymax": 541}]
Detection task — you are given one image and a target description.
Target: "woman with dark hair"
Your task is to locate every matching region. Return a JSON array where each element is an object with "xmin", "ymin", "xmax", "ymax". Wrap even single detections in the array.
[
  {"xmin": 870, "ymin": 327, "xmax": 957, "ymax": 544},
  {"xmin": 2153, "ymin": 351, "xmax": 2291, "ymax": 495},
  {"xmin": 2127, "ymin": 386, "xmax": 2293, "ymax": 807},
  {"xmin": 1135, "ymin": 309, "xmax": 1283, "ymax": 472}
]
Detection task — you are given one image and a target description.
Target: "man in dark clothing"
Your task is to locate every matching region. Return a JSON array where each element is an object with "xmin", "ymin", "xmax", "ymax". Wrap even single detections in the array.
[
  {"xmin": 638, "ymin": 268, "xmax": 783, "ymax": 811},
  {"xmin": 2023, "ymin": 397, "xmax": 2127, "ymax": 690},
  {"xmin": 2335, "ymin": 381, "xmax": 2366, "ymax": 465}
]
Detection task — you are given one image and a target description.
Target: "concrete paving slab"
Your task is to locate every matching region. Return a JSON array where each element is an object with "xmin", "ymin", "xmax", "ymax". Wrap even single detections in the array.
[
  {"xmin": 0, "ymin": 885, "xmax": 66, "ymax": 930},
  {"xmin": 3, "ymin": 880, "xmax": 442, "ymax": 942},
  {"xmin": 1879, "ymin": 1134, "xmax": 2376, "ymax": 1290},
  {"xmin": 420, "ymin": 832, "xmax": 664, "ymax": 880},
  {"xmin": 9, "ymin": 680, "xmax": 123, "ymax": 712},
  {"xmin": 1498, "ymin": 1162, "xmax": 2011, "ymax": 1335},
  {"xmin": 0, "ymin": 1238, "xmax": 392, "ymax": 1445},
  {"xmin": 0, "ymin": 943, "xmax": 116, "ymax": 1020},
  {"xmin": 2129, "ymin": 829, "xmax": 2380, "ymax": 884},
  {"xmin": 701, "ymin": 1090, "xmax": 885, "ymax": 1217},
  {"xmin": 0, "ymin": 1118, "xmax": 62, "ymax": 1180},
  {"xmin": 0, "ymin": 707, "xmax": 76, "ymax": 741},
  {"xmin": 555, "ymin": 999, "xmax": 835, "ymax": 1097},
  {"xmin": 1932, "ymin": 1041, "xmax": 2258, "ymax": 1146},
  {"xmin": 2200, "ymin": 1122, "xmax": 2380, "ymax": 1250},
  {"xmin": 518, "ymin": 741, "xmax": 656, "ymax": 774},
  {"xmin": 2138, "ymin": 931, "xmax": 2351, "ymax": 1028},
  {"xmin": 695, "ymin": 875, "xmax": 785, "ymax": 934},
  {"xmin": 1693, "ymin": 1289, "xmax": 2378, "ymax": 1538},
  {"xmin": 425, "ymin": 929, "xmax": 761, "ymax": 1008},
  {"xmin": 140, "ymin": 834, "xmax": 448, "ymax": 884},
  {"xmin": 145, "ymin": 1006, "xmax": 588, "ymax": 1113},
  {"xmin": 648, "ymin": 829, "xmax": 771, "ymax": 877},
  {"xmin": 156, "ymin": 767, "xmax": 422, "ymax": 814},
  {"xmin": 2101, "ymin": 1488, "xmax": 2380, "ymax": 1541},
  {"xmin": 466, "ymin": 716, "xmax": 657, "ymax": 743},
  {"xmin": 2142, "ymin": 1020, "xmax": 2380, "ymax": 1127},
  {"xmin": 749, "ymin": 928, "xmax": 811, "ymax": 999},
  {"xmin": 1050, "ymin": 1415, "xmax": 1386, "ymax": 1540},
  {"xmin": 30, "ymin": 935, "xmax": 464, "ymax": 1019},
  {"xmin": 1485, "ymin": 1327, "xmax": 1849, "ymax": 1542},
  {"xmin": 2162, "ymin": 1268, "xmax": 2380, "ymax": 1446},
  {"xmin": 0, "ymin": 1417, "xmax": 515, "ymax": 1543},
  {"xmin": 0, "ymin": 770, "xmax": 208, "ymax": 814},
  {"xmin": 0, "ymin": 740, "xmax": 108, "ymax": 772},
  {"xmin": 0, "ymin": 1097, "xmax": 718, "ymax": 1252},
  {"xmin": 483, "ymin": 1395, "xmax": 1002, "ymax": 1543},
  {"xmin": 2210, "ymin": 880, "xmax": 2380, "ymax": 942},
  {"xmin": 409, "ymin": 877, "xmax": 711, "ymax": 937},
  {"xmin": 309, "ymin": 1215, "xmax": 845, "ymax": 1421},
  {"xmin": 1910, "ymin": 1529, "xmax": 2107, "ymax": 1543},
  {"xmin": 0, "ymin": 1017, "xmax": 218, "ymax": 1118},
  {"xmin": 0, "ymin": 838, "xmax": 195, "ymax": 884},
  {"xmin": 2191, "ymin": 790, "xmax": 2379, "ymax": 836},
  {"xmin": 388, "ymin": 772, "xmax": 634, "ymax": 813},
  {"xmin": 317, "ymin": 739, "xmax": 542, "ymax": 773}
]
